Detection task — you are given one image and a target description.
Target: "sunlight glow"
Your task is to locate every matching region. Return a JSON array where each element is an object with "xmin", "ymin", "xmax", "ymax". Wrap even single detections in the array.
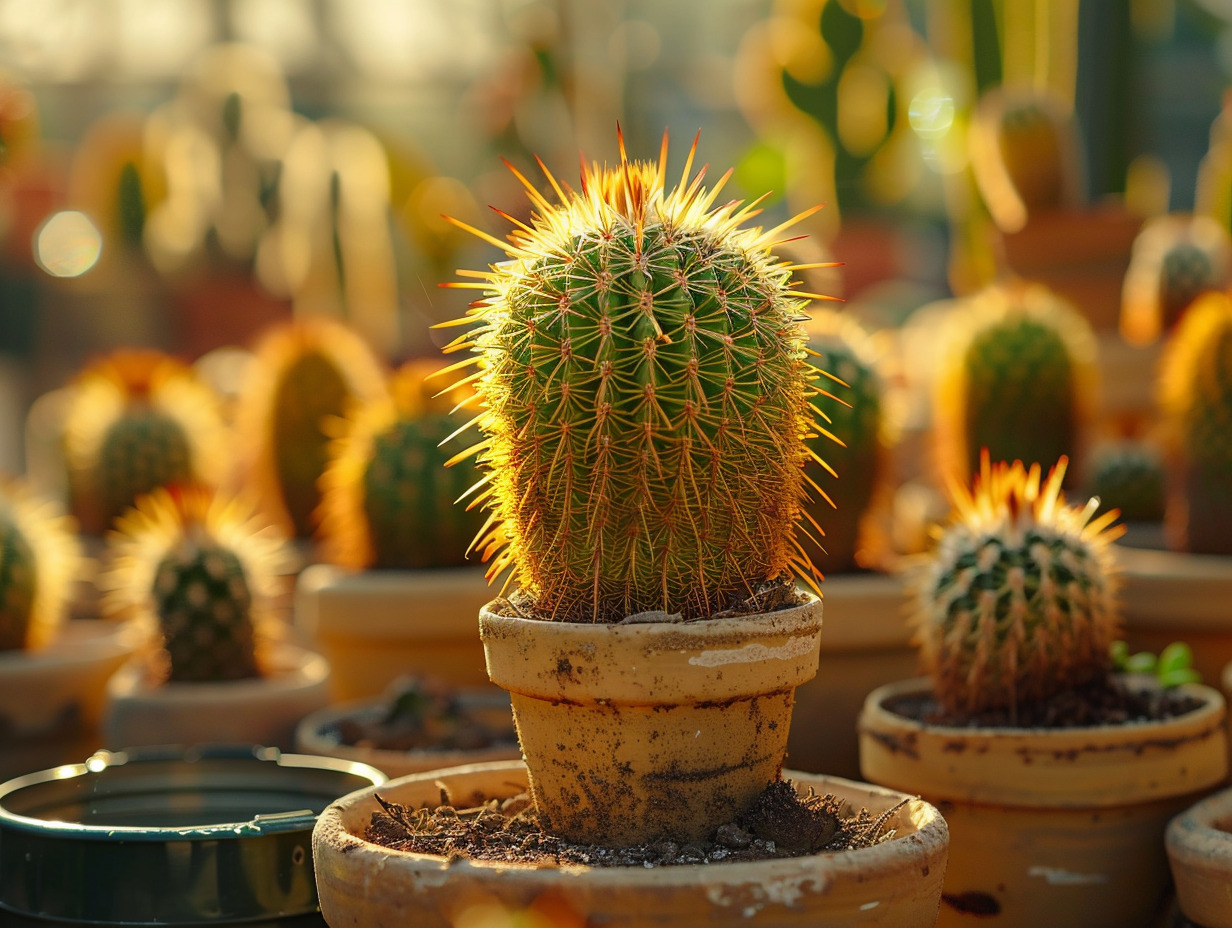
[{"xmin": 34, "ymin": 211, "xmax": 102, "ymax": 278}]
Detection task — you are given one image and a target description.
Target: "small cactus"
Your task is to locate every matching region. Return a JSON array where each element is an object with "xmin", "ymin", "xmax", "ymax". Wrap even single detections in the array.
[
  {"xmin": 0, "ymin": 480, "xmax": 79, "ymax": 653},
  {"xmin": 235, "ymin": 318, "xmax": 388, "ymax": 540},
  {"xmin": 916, "ymin": 454, "xmax": 1122, "ymax": 720},
  {"xmin": 1158, "ymin": 291, "xmax": 1232, "ymax": 554},
  {"xmin": 63, "ymin": 350, "xmax": 227, "ymax": 535},
  {"xmin": 444, "ymin": 131, "xmax": 827, "ymax": 621},
  {"xmin": 319, "ymin": 358, "xmax": 487, "ymax": 569},
  {"xmin": 934, "ymin": 281, "xmax": 1097, "ymax": 486},
  {"xmin": 1084, "ymin": 441, "xmax": 1166, "ymax": 524},
  {"xmin": 801, "ymin": 311, "xmax": 890, "ymax": 573},
  {"xmin": 103, "ymin": 486, "xmax": 290, "ymax": 683}
]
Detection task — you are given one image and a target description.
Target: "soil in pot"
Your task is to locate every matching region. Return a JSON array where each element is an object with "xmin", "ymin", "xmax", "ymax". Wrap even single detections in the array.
[{"xmin": 334, "ymin": 677, "xmax": 515, "ymax": 754}]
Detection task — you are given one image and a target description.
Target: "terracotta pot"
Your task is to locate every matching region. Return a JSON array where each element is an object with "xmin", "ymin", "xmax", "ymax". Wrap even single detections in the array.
[
  {"xmin": 294, "ymin": 691, "xmax": 522, "ymax": 779},
  {"xmin": 102, "ymin": 642, "xmax": 331, "ymax": 752},
  {"xmin": 480, "ymin": 597, "xmax": 822, "ymax": 846},
  {"xmin": 859, "ymin": 677, "xmax": 1229, "ymax": 928},
  {"xmin": 1116, "ymin": 545, "xmax": 1232, "ymax": 688},
  {"xmin": 0, "ymin": 620, "xmax": 140, "ymax": 780},
  {"xmin": 312, "ymin": 760, "xmax": 950, "ymax": 928},
  {"xmin": 787, "ymin": 570, "xmax": 916, "ymax": 778},
  {"xmin": 1166, "ymin": 784, "xmax": 1232, "ymax": 928},
  {"xmin": 295, "ymin": 564, "xmax": 495, "ymax": 701}
]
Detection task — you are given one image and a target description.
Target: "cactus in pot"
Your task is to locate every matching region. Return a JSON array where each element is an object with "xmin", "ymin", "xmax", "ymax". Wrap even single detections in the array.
[{"xmin": 0, "ymin": 479, "xmax": 79, "ymax": 653}]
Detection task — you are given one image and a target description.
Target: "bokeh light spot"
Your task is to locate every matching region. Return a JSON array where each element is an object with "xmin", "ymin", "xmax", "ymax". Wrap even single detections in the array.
[
  {"xmin": 34, "ymin": 211, "xmax": 102, "ymax": 278},
  {"xmin": 909, "ymin": 87, "xmax": 955, "ymax": 140}
]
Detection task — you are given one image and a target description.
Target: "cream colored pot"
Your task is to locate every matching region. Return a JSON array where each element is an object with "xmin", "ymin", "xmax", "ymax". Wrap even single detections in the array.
[
  {"xmin": 859, "ymin": 677, "xmax": 1228, "ymax": 927},
  {"xmin": 312, "ymin": 760, "xmax": 950, "ymax": 928},
  {"xmin": 1167, "ymin": 784, "xmax": 1232, "ymax": 928}
]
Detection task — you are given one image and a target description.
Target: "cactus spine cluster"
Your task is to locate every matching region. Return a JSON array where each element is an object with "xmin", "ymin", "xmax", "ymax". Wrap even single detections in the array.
[
  {"xmin": 319, "ymin": 359, "xmax": 487, "ymax": 569},
  {"xmin": 1158, "ymin": 292, "xmax": 1232, "ymax": 554},
  {"xmin": 235, "ymin": 318, "xmax": 388, "ymax": 540},
  {"xmin": 934, "ymin": 281, "xmax": 1096, "ymax": 486},
  {"xmin": 104, "ymin": 486, "xmax": 289, "ymax": 683},
  {"xmin": 801, "ymin": 311, "xmax": 888, "ymax": 573},
  {"xmin": 0, "ymin": 481, "xmax": 79, "ymax": 653},
  {"xmin": 917, "ymin": 455, "xmax": 1121, "ymax": 720},
  {"xmin": 445, "ymin": 132, "xmax": 826, "ymax": 622},
  {"xmin": 63, "ymin": 350, "xmax": 226, "ymax": 535}
]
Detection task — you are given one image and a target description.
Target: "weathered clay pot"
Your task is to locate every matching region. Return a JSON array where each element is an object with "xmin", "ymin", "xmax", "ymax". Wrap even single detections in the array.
[
  {"xmin": 102, "ymin": 642, "xmax": 331, "ymax": 752},
  {"xmin": 1166, "ymin": 784, "xmax": 1232, "ymax": 928},
  {"xmin": 312, "ymin": 760, "xmax": 950, "ymax": 928},
  {"xmin": 295, "ymin": 564, "xmax": 495, "ymax": 701},
  {"xmin": 480, "ymin": 597, "xmax": 823, "ymax": 846},
  {"xmin": 787, "ymin": 570, "xmax": 916, "ymax": 778},
  {"xmin": 0, "ymin": 620, "xmax": 140, "ymax": 780},
  {"xmin": 859, "ymin": 677, "xmax": 1229, "ymax": 927}
]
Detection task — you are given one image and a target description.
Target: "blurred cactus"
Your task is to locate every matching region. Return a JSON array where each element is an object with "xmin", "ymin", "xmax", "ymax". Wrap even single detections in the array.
[
  {"xmin": 916, "ymin": 455, "xmax": 1121, "ymax": 720},
  {"xmin": 1158, "ymin": 292, "xmax": 1232, "ymax": 554},
  {"xmin": 1084, "ymin": 441, "xmax": 1166, "ymax": 524},
  {"xmin": 0, "ymin": 480, "xmax": 79, "ymax": 653},
  {"xmin": 934, "ymin": 281, "xmax": 1097, "ymax": 485},
  {"xmin": 235, "ymin": 317, "xmax": 388, "ymax": 541},
  {"xmin": 319, "ymin": 358, "xmax": 487, "ymax": 569}
]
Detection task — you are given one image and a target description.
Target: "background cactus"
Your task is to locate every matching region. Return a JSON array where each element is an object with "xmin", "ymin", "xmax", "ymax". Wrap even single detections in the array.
[
  {"xmin": 0, "ymin": 480, "xmax": 79, "ymax": 653},
  {"xmin": 934, "ymin": 281, "xmax": 1097, "ymax": 487},
  {"xmin": 103, "ymin": 486, "xmax": 289, "ymax": 683},
  {"xmin": 801, "ymin": 311, "xmax": 890, "ymax": 573},
  {"xmin": 916, "ymin": 455, "xmax": 1121, "ymax": 720},
  {"xmin": 235, "ymin": 317, "xmax": 388, "ymax": 540},
  {"xmin": 63, "ymin": 350, "xmax": 227, "ymax": 536},
  {"xmin": 445, "ymin": 132, "xmax": 825, "ymax": 622},
  {"xmin": 319, "ymin": 358, "xmax": 487, "ymax": 569},
  {"xmin": 1084, "ymin": 441, "xmax": 1166, "ymax": 524},
  {"xmin": 1158, "ymin": 291, "xmax": 1232, "ymax": 555}
]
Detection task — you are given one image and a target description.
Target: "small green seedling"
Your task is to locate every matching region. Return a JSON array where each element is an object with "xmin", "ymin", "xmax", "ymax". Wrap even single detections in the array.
[{"xmin": 1111, "ymin": 640, "xmax": 1202, "ymax": 688}]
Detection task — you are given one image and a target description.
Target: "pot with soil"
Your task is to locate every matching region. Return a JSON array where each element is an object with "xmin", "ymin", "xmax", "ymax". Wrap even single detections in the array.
[
  {"xmin": 294, "ymin": 675, "xmax": 519, "ymax": 778},
  {"xmin": 858, "ymin": 455, "xmax": 1229, "ymax": 927}
]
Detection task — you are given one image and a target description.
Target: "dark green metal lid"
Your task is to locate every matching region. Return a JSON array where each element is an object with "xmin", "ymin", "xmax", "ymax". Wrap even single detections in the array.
[{"xmin": 0, "ymin": 744, "xmax": 385, "ymax": 925}]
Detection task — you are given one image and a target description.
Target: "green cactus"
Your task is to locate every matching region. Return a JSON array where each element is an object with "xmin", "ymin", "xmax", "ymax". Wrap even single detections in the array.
[
  {"xmin": 0, "ymin": 513, "xmax": 38, "ymax": 652},
  {"xmin": 1085, "ymin": 442, "xmax": 1165, "ymax": 523},
  {"xmin": 96, "ymin": 408, "xmax": 194, "ymax": 534},
  {"xmin": 916, "ymin": 455, "xmax": 1121, "ymax": 720},
  {"xmin": 0, "ymin": 481, "xmax": 79, "ymax": 653},
  {"xmin": 1159, "ymin": 292, "xmax": 1232, "ymax": 554},
  {"xmin": 444, "ymin": 133, "xmax": 825, "ymax": 622},
  {"xmin": 935, "ymin": 282, "xmax": 1095, "ymax": 486},
  {"xmin": 801, "ymin": 313, "xmax": 888, "ymax": 573}
]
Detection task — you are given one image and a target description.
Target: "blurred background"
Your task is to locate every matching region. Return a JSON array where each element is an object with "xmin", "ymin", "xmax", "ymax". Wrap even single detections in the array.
[{"xmin": 1, "ymin": 0, "xmax": 1232, "ymax": 476}]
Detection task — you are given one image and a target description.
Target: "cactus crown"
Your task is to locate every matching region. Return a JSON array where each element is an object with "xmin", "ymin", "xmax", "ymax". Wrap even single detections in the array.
[
  {"xmin": 916, "ymin": 454, "xmax": 1123, "ymax": 720},
  {"xmin": 103, "ymin": 486, "xmax": 290, "ymax": 684},
  {"xmin": 0, "ymin": 481, "xmax": 79, "ymax": 652},
  {"xmin": 319, "ymin": 359, "xmax": 486, "ymax": 569},
  {"xmin": 444, "ymin": 130, "xmax": 827, "ymax": 622}
]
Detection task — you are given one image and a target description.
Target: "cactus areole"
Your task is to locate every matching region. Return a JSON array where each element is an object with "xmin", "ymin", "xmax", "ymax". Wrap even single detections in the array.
[{"xmin": 444, "ymin": 131, "xmax": 829, "ymax": 622}]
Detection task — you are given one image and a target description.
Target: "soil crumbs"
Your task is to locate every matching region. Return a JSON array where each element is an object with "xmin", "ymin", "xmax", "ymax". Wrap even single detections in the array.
[{"xmin": 364, "ymin": 779, "xmax": 904, "ymax": 867}]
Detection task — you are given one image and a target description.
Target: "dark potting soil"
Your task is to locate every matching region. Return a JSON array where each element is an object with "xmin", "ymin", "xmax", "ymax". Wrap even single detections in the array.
[
  {"xmin": 888, "ymin": 673, "xmax": 1205, "ymax": 729},
  {"xmin": 363, "ymin": 779, "xmax": 904, "ymax": 867}
]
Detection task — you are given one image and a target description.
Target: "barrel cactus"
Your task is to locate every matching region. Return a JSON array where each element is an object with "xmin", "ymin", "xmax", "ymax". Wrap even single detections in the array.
[
  {"xmin": 801, "ymin": 311, "xmax": 890, "ymax": 573},
  {"xmin": 1158, "ymin": 291, "xmax": 1232, "ymax": 554},
  {"xmin": 1084, "ymin": 441, "xmax": 1166, "ymax": 524},
  {"xmin": 63, "ymin": 350, "xmax": 227, "ymax": 536},
  {"xmin": 916, "ymin": 454, "xmax": 1122, "ymax": 720},
  {"xmin": 103, "ymin": 486, "xmax": 290, "ymax": 683},
  {"xmin": 934, "ymin": 281, "xmax": 1097, "ymax": 486},
  {"xmin": 235, "ymin": 317, "xmax": 388, "ymax": 540},
  {"xmin": 319, "ymin": 358, "xmax": 487, "ymax": 569},
  {"xmin": 443, "ymin": 131, "xmax": 826, "ymax": 622},
  {"xmin": 0, "ymin": 480, "xmax": 79, "ymax": 653}
]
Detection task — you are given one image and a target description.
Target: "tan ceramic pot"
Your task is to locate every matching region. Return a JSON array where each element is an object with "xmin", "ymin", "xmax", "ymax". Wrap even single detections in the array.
[
  {"xmin": 295, "ymin": 564, "xmax": 495, "ymax": 702},
  {"xmin": 787, "ymin": 570, "xmax": 916, "ymax": 778},
  {"xmin": 0, "ymin": 620, "xmax": 140, "ymax": 780},
  {"xmin": 102, "ymin": 642, "xmax": 331, "ymax": 752},
  {"xmin": 312, "ymin": 760, "xmax": 950, "ymax": 928},
  {"xmin": 859, "ymin": 677, "xmax": 1229, "ymax": 927},
  {"xmin": 1166, "ymin": 784, "xmax": 1232, "ymax": 928},
  {"xmin": 1116, "ymin": 545, "xmax": 1232, "ymax": 687},
  {"xmin": 480, "ymin": 597, "xmax": 823, "ymax": 846}
]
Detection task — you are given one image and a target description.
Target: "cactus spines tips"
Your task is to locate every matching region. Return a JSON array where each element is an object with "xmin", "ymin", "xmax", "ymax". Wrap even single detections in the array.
[
  {"xmin": 443, "ymin": 130, "xmax": 829, "ymax": 622},
  {"xmin": 917, "ymin": 454, "xmax": 1122, "ymax": 721},
  {"xmin": 0, "ymin": 481, "xmax": 79, "ymax": 653}
]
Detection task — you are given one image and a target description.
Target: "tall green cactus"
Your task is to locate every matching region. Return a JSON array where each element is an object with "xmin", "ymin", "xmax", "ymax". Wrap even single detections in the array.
[
  {"xmin": 444, "ymin": 132, "xmax": 826, "ymax": 622},
  {"xmin": 1159, "ymin": 292, "xmax": 1232, "ymax": 554},
  {"xmin": 0, "ymin": 480, "xmax": 79, "ymax": 653},
  {"xmin": 319, "ymin": 359, "xmax": 487, "ymax": 569},
  {"xmin": 916, "ymin": 455, "xmax": 1121, "ymax": 720},
  {"xmin": 934, "ymin": 282, "xmax": 1096, "ymax": 485}
]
